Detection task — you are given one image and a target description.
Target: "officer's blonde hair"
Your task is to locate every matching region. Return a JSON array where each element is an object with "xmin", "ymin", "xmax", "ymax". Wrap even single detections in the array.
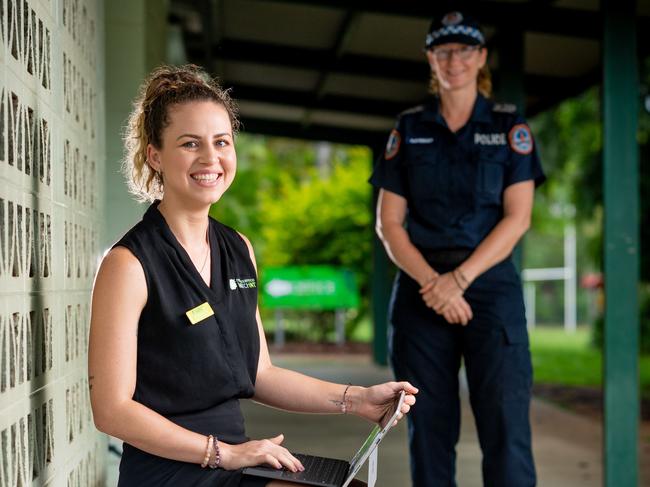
[
  {"xmin": 123, "ymin": 64, "xmax": 240, "ymax": 202},
  {"xmin": 429, "ymin": 64, "xmax": 493, "ymax": 98}
]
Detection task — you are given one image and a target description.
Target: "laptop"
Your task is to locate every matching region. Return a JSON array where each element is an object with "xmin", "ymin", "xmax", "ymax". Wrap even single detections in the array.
[{"xmin": 243, "ymin": 390, "xmax": 406, "ymax": 487}]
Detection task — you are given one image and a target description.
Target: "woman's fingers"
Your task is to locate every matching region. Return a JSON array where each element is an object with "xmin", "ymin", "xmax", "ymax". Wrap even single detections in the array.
[
  {"xmin": 260, "ymin": 436, "xmax": 304, "ymax": 472},
  {"xmin": 461, "ymin": 298, "xmax": 474, "ymax": 321},
  {"xmin": 443, "ymin": 305, "xmax": 460, "ymax": 324},
  {"xmin": 459, "ymin": 299, "xmax": 472, "ymax": 325},
  {"xmin": 394, "ymin": 381, "xmax": 419, "ymax": 395},
  {"xmin": 276, "ymin": 450, "xmax": 304, "ymax": 472},
  {"xmin": 419, "ymin": 280, "xmax": 435, "ymax": 293}
]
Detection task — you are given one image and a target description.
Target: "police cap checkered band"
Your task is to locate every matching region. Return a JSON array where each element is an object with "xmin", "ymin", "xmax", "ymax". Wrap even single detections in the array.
[{"xmin": 425, "ymin": 11, "xmax": 485, "ymax": 49}]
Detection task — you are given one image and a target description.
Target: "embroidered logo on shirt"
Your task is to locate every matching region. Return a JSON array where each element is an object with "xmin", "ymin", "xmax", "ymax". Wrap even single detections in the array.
[
  {"xmin": 229, "ymin": 278, "xmax": 257, "ymax": 290},
  {"xmin": 508, "ymin": 124, "xmax": 534, "ymax": 155},
  {"xmin": 407, "ymin": 137, "xmax": 434, "ymax": 144},
  {"xmin": 474, "ymin": 133, "xmax": 506, "ymax": 146}
]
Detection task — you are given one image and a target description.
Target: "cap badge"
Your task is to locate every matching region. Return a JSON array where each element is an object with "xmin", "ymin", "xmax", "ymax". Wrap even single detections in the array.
[{"xmin": 442, "ymin": 12, "xmax": 464, "ymax": 26}]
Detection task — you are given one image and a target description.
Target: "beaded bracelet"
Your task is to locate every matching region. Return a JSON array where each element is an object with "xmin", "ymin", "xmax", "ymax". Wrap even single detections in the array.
[
  {"xmin": 456, "ymin": 268, "xmax": 470, "ymax": 287},
  {"xmin": 341, "ymin": 383, "xmax": 352, "ymax": 414},
  {"xmin": 201, "ymin": 435, "xmax": 213, "ymax": 468},
  {"xmin": 451, "ymin": 270, "xmax": 466, "ymax": 292},
  {"xmin": 208, "ymin": 435, "xmax": 221, "ymax": 469}
]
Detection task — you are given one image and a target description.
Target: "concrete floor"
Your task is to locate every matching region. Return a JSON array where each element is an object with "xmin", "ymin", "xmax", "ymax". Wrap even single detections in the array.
[{"xmin": 106, "ymin": 354, "xmax": 650, "ymax": 486}]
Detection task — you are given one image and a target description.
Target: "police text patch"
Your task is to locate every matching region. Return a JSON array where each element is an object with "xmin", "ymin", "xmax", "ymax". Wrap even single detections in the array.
[
  {"xmin": 508, "ymin": 124, "xmax": 534, "ymax": 155},
  {"xmin": 385, "ymin": 129, "xmax": 401, "ymax": 160},
  {"xmin": 474, "ymin": 133, "xmax": 506, "ymax": 146}
]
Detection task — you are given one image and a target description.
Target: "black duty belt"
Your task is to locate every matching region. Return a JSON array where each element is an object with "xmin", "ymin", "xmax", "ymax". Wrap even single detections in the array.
[{"xmin": 420, "ymin": 248, "xmax": 473, "ymax": 265}]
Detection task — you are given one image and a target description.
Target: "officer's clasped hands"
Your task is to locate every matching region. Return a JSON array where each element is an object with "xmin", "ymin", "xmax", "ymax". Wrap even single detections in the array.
[{"xmin": 419, "ymin": 272, "xmax": 474, "ymax": 325}]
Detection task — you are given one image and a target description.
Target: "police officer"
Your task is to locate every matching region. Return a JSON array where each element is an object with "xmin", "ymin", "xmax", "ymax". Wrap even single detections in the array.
[{"xmin": 369, "ymin": 10, "xmax": 545, "ymax": 487}]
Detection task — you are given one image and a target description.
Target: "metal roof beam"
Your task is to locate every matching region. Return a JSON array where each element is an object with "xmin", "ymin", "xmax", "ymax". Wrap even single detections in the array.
[
  {"xmin": 226, "ymin": 82, "xmax": 411, "ymax": 118},
  {"xmin": 238, "ymin": 116, "xmax": 386, "ymax": 145},
  {"xmin": 223, "ymin": 71, "xmax": 599, "ymax": 120},
  {"xmin": 189, "ymin": 37, "xmax": 432, "ymax": 82},
  {"xmin": 268, "ymin": 0, "xmax": 604, "ymax": 39},
  {"xmin": 304, "ymin": 9, "xmax": 362, "ymax": 126}
]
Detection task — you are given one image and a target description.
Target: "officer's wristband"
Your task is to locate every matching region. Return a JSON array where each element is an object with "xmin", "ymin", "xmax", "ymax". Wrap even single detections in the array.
[
  {"xmin": 452, "ymin": 269, "xmax": 468, "ymax": 292},
  {"xmin": 455, "ymin": 268, "xmax": 471, "ymax": 287}
]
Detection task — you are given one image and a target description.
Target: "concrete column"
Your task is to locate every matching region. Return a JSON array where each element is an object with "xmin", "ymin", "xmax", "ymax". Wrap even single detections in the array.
[{"xmin": 103, "ymin": 0, "xmax": 168, "ymax": 248}]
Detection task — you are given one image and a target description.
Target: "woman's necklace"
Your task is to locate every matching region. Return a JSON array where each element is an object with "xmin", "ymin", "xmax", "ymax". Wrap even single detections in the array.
[{"xmin": 197, "ymin": 227, "xmax": 210, "ymax": 274}]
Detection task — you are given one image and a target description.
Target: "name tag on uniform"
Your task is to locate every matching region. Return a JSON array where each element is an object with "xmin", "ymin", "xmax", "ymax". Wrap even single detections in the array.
[
  {"xmin": 407, "ymin": 137, "xmax": 434, "ymax": 144},
  {"xmin": 185, "ymin": 302, "xmax": 214, "ymax": 325}
]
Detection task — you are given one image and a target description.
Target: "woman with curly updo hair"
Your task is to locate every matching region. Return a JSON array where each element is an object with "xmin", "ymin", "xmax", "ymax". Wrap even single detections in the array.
[{"xmin": 88, "ymin": 64, "xmax": 416, "ymax": 487}]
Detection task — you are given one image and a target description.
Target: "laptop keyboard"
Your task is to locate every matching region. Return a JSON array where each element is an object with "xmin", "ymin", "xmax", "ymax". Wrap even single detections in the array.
[{"xmin": 281, "ymin": 453, "xmax": 349, "ymax": 485}]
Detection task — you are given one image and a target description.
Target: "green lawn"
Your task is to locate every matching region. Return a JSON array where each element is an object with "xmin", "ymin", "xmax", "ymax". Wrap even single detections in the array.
[{"xmin": 530, "ymin": 326, "xmax": 650, "ymax": 398}]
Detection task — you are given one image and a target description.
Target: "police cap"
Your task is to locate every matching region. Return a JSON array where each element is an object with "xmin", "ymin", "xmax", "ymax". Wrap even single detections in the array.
[{"xmin": 425, "ymin": 11, "xmax": 485, "ymax": 49}]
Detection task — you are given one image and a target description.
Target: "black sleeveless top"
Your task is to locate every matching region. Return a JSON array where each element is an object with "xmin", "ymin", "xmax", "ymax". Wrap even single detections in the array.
[{"xmin": 114, "ymin": 202, "xmax": 267, "ymax": 487}]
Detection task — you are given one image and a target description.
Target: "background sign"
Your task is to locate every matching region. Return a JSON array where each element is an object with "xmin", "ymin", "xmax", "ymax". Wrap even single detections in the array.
[{"xmin": 262, "ymin": 266, "xmax": 359, "ymax": 310}]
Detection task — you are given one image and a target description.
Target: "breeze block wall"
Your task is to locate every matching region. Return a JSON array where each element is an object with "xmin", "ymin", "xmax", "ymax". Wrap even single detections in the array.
[{"xmin": 0, "ymin": 0, "xmax": 106, "ymax": 485}]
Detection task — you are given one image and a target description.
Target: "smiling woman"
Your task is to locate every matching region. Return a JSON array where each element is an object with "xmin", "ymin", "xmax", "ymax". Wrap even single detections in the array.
[
  {"xmin": 122, "ymin": 64, "xmax": 240, "ymax": 204},
  {"xmin": 88, "ymin": 64, "xmax": 417, "ymax": 487},
  {"xmin": 370, "ymin": 10, "xmax": 545, "ymax": 487}
]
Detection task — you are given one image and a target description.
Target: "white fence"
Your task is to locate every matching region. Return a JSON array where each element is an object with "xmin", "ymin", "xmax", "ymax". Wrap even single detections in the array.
[{"xmin": 522, "ymin": 225, "xmax": 577, "ymax": 332}]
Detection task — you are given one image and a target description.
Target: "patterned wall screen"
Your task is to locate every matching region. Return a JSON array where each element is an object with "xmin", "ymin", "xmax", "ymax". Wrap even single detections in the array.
[{"xmin": 0, "ymin": 0, "xmax": 105, "ymax": 486}]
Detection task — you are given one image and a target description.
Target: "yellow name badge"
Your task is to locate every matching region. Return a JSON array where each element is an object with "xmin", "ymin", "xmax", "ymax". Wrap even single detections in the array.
[{"xmin": 185, "ymin": 302, "xmax": 215, "ymax": 325}]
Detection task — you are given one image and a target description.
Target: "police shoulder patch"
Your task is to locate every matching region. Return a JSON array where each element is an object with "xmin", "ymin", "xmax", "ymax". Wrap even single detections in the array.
[
  {"xmin": 384, "ymin": 129, "xmax": 401, "ymax": 160},
  {"xmin": 493, "ymin": 103, "xmax": 517, "ymax": 114},
  {"xmin": 508, "ymin": 124, "xmax": 534, "ymax": 155}
]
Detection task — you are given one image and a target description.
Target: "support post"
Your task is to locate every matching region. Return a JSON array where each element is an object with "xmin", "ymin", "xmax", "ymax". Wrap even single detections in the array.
[
  {"xmin": 371, "ymin": 147, "xmax": 391, "ymax": 365},
  {"xmin": 602, "ymin": 1, "xmax": 639, "ymax": 485}
]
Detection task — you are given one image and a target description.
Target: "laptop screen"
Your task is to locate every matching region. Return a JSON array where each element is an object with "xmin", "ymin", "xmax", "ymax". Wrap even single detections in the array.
[{"xmin": 346, "ymin": 391, "xmax": 406, "ymax": 476}]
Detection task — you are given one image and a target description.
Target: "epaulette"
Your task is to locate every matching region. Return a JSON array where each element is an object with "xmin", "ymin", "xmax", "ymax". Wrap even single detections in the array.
[
  {"xmin": 399, "ymin": 105, "xmax": 425, "ymax": 117},
  {"xmin": 492, "ymin": 102, "xmax": 517, "ymax": 114}
]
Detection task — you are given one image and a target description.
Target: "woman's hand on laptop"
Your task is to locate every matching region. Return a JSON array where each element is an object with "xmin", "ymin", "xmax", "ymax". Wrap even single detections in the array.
[
  {"xmin": 347, "ymin": 381, "xmax": 417, "ymax": 426},
  {"xmin": 219, "ymin": 434, "xmax": 305, "ymax": 472}
]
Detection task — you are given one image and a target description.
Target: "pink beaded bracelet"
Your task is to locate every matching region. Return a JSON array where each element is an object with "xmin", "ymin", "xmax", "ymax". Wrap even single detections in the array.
[{"xmin": 208, "ymin": 435, "xmax": 221, "ymax": 469}]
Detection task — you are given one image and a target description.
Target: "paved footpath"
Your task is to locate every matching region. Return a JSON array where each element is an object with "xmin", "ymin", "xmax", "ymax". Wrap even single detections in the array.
[{"xmin": 106, "ymin": 353, "xmax": 650, "ymax": 486}]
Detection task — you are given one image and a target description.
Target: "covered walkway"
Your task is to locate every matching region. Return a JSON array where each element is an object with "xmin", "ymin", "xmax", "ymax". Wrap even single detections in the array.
[{"xmin": 106, "ymin": 353, "xmax": 649, "ymax": 486}]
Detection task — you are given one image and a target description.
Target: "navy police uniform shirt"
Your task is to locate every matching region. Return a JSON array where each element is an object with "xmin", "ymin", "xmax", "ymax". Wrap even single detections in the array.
[{"xmin": 369, "ymin": 94, "xmax": 545, "ymax": 252}]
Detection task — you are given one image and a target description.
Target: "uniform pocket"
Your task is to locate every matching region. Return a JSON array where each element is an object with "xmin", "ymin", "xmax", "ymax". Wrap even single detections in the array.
[
  {"xmin": 503, "ymin": 325, "xmax": 529, "ymax": 345},
  {"xmin": 501, "ymin": 327, "xmax": 533, "ymax": 402},
  {"xmin": 478, "ymin": 161, "xmax": 504, "ymax": 197},
  {"xmin": 475, "ymin": 147, "xmax": 507, "ymax": 201}
]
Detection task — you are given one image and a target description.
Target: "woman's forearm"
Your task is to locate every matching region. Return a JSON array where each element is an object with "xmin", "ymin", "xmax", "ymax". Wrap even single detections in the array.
[
  {"xmin": 94, "ymin": 399, "xmax": 207, "ymax": 464},
  {"xmin": 253, "ymin": 365, "xmax": 365, "ymax": 416},
  {"xmin": 378, "ymin": 222, "xmax": 437, "ymax": 286},
  {"xmin": 459, "ymin": 214, "xmax": 530, "ymax": 284}
]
